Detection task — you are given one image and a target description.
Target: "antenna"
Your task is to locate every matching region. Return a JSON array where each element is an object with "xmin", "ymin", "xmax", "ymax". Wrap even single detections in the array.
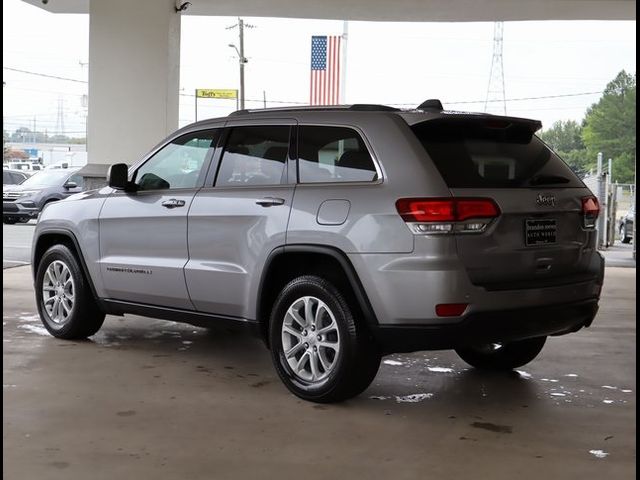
[{"xmin": 484, "ymin": 22, "xmax": 506, "ymax": 115}]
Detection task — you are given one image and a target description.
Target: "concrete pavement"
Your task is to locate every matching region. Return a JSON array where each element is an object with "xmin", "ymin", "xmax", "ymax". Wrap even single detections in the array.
[
  {"xmin": 2, "ymin": 221, "xmax": 35, "ymax": 269},
  {"xmin": 2, "ymin": 265, "xmax": 636, "ymax": 479}
]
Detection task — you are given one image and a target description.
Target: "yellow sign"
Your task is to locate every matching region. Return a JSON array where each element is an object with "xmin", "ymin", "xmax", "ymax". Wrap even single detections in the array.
[{"xmin": 196, "ymin": 89, "xmax": 238, "ymax": 99}]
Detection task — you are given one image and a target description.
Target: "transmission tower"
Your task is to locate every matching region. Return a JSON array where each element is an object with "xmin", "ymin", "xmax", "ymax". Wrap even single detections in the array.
[
  {"xmin": 484, "ymin": 22, "xmax": 506, "ymax": 115},
  {"xmin": 55, "ymin": 97, "xmax": 65, "ymax": 137}
]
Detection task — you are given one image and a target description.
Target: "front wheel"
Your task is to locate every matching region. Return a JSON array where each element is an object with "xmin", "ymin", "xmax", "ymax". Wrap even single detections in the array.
[
  {"xmin": 455, "ymin": 336, "xmax": 547, "ymax": 370},
  {"xmin": 35, "ymin": 244, "xmax": 105, "ymax": 339},
  {"xmin": 269, "ymin": 275, "xmax": 380, "ymax": 403}
]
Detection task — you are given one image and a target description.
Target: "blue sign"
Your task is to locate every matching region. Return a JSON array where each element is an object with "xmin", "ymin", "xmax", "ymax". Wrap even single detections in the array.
[{"xmin": 23, "ymin": 148, "xmax": 39, "ymax": 158}]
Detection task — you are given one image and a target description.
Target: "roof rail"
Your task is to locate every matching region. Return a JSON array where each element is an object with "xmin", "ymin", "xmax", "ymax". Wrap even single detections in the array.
[{"xmin": 228, "ymin": 104, "xmax": 399, "ymax": 116}]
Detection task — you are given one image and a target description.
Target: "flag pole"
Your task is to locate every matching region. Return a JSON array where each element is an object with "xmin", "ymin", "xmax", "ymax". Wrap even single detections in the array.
[{"xmin": 340, "ymin": 21, "xmax": 348, "ymax": 105}]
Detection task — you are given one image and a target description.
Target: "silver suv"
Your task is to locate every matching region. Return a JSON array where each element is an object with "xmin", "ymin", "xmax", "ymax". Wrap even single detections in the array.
[{"xmin": 32, "ymin": 102, "xmax": 604, "ymax": 403}]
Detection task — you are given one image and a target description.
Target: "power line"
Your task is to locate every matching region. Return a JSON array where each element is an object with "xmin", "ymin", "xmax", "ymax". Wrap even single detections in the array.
[
  {"xmin": 3, "ymin": 67, "xmax": 87, "ymax": 84},
  {"xmin": 5, "ymin": 66, "xmax": 603, "ymax": 111},
  {"xmin": 389, "ymin": 90, "xmax": 603, "ymax": 106}
]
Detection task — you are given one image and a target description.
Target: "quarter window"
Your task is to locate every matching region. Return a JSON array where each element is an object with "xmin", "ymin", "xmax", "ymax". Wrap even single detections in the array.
[
  {"xmin": 216, "ymin": 126, "xmax": 290, "ymax": 187},
  {"xmin": 134, "ymin": 130, "xmax": 220, "ymax": 191},
  {"xmin": 298, "ymin": 126, "xmax": 377, "ymax": 183}
]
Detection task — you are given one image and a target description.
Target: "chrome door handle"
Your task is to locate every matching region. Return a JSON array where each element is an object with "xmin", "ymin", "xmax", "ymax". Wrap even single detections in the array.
[
  {"xmin": 255, "ymin": 197, "xmax": 285, "ymax": 207},
  {"xmin": 161, "ymin": 198, "xmax": 186, "ymax": 209}
]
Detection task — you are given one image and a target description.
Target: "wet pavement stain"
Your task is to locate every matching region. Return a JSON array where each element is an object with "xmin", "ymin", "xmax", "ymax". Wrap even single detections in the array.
[
  {"xmin": 116, "ymin": 410, "xmax": 137, "ymax": 417},
  {"xmin": 471, "ymin": 421, "xmax": 513, "ymax": 433},
  {"xmin": 250, "ymin": 380, "xmax": 271, "ymax": 388},
  {"xmin": 49, "ymin": 462, "xmax": 69, "ymax": 469}
]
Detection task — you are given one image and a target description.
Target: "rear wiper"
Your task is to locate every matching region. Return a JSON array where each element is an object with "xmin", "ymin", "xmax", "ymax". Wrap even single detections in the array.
[{"xmin": 529, "ymin": 174, "xmax": 570, "ymax": 186}]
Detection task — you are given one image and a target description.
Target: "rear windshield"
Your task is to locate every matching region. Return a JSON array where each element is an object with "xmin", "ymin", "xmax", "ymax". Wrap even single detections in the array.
[{"xmin": 411, "ymin": 119, "xmax": 584, "ymax": 188}]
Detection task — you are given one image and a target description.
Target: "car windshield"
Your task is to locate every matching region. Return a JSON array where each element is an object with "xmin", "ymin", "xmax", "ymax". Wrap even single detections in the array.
[{"xmin": 20, "ymin": 170, "xmax": 74, "ymax": 188}]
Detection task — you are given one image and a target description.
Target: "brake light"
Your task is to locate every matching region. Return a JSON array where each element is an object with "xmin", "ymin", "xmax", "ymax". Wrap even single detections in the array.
[
  {"xmin": 395, "ymin": 199, "xmax": 455, "ymax": 222},
  {"xmin": 396, "ymin": 198, "xmax": 500, "ymax": 235},
  {"xmin": 456, "ymin": 200, "xmax": 501, "ymax": 221},
  {"xmin": 435, "ymin": 303, "xmax": 468, "ymax": 317},
  {"xmin": 582, "ymin": 196, "xmax": 600, "ymax": 228}
]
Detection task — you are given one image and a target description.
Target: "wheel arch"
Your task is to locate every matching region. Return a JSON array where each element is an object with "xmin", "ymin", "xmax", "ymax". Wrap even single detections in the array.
[
  {"xmin": 256, "ymin": 244, "xmax": 379, "ymax": 346},
  {"xmin": 32, "ymin": 229, "xmax": 100, "ymax": 302}
]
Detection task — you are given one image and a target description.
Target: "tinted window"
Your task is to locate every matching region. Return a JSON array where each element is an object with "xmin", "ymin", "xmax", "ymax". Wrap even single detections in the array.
[
  {"xmin": 298, "ymin": 126, "xmax": 377, "ymax": 183},
  {"xmin": 216, "ymin": 126, "xmax": 289, "ymax": 187},
  {"xmin": 411, "ymin": 119, "xmax": 583, "ymax": 188},
  {"xmin": 3, "ymin": 171, "xmax": 10, "ymax": 184},
  {"xmin": 134, "ymin": 130, "xmax": 219, "ymax": 191}
]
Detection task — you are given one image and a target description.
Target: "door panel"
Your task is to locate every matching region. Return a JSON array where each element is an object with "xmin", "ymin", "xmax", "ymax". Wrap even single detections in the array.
[
  {"xmin": 185, "ymin": 123, "xmax": 294, "ymax": 319},
  {"xmin": 99, "ymin": 191, "xmax": 196, "ymax": 308},
  {"xmin": 186, "ymin": 185, "xmax": 294, "ymax": 317},
  {"xmin": 98, "ymin": 129, "xmax": 220, "ymax": 308}
]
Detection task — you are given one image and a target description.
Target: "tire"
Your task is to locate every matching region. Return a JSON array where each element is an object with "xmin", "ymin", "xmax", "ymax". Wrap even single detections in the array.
[
  {"xmin": 455, "ymin": 336, "xmax": 547, "ymax": 371},
  {"xmin": 620, "ymin": 225, "xmax": 632, "ymax": 244},
  {"xmin": 35, "ymin": 244, "xmax": 105, "ymax": 339},
  {"xmin": 269, "ymin": 275, "xmax": 380, "ymax": 403},
  {"xmin": 3, "ymin": 217, "xmax": 17, "ymax": 225}
]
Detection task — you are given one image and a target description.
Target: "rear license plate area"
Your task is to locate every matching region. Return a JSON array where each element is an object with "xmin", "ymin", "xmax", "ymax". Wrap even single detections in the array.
[{"xmin": 525, "ymin": 219, "xmax": 557, "ymax": 246}]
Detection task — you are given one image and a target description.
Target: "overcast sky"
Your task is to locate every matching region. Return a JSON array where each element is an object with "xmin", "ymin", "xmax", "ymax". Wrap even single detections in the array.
[{"xmin": 2, "ymin": 0, "xmax": 636, "ymax": 138}]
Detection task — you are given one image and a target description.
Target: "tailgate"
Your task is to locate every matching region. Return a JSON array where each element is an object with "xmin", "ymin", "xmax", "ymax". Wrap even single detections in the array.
[{"xmin": 451, "ymin": 187, "xmax": 597, "ymax": 289}]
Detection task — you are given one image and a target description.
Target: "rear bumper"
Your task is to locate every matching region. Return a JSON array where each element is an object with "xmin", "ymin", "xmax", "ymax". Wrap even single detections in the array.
[{"xmin": 372, "ymin": 298, "xmax": 599, "ymax": 354}]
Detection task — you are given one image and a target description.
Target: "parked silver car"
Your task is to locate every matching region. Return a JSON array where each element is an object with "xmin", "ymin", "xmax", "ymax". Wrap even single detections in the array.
[{"xmin": 32, "ymin": 102, "xmax": 604, "ymax": 402}]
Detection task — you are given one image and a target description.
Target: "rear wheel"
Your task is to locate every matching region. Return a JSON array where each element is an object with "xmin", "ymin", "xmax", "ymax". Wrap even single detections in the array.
[
  {"xmin": 269, "ymin": 275, "xmax": 380, "ymax": 403},
  {"xmin": 35, "ymin": 244, "xmax": 105, "ymax": 339},
  {"xmin": 620, "ymin": 224, "xmax": 632, "ymax": 244},
  {"xmin": 455, "ymin": 336, "xmax": 546, "ymax": 370}
]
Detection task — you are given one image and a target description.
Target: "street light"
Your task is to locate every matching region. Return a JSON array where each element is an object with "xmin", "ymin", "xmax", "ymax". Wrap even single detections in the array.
[{"xmin": 228, "ymin": 42, "xmax": 247, "ymax": 110}]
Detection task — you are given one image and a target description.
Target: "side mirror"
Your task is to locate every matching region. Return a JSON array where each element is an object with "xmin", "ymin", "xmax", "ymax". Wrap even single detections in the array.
[
  {"xmin": 107, "ymin": 163, "xmax": 130, "ymax": 190},
  {"xmin": 63, "ymin": 181, "xmax": 78, "ymax": 189}
]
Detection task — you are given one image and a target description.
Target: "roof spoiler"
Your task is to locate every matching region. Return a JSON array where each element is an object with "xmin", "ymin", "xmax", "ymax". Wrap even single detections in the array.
[{"xmin": 417, "ymin": 99, "xmax": 444, "ymax": 111}]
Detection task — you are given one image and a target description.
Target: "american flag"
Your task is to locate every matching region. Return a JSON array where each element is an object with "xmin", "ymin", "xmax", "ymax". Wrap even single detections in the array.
[{"xmin": 310, "ymin": 35, "xmax": 341, "ymax": 105}]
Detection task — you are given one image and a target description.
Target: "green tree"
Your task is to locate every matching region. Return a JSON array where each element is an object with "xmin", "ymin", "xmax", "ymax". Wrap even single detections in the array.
[
  {"xmin": 582, "ymin": 70, "xmax": 636, "ymax": 183},
  {"xmin": 539, "ymin": 120, "xmax": 588, "ymax": 176},
  {"xmin": 540, "ymin": 120, "xmax": 584, "ymax": 152}
]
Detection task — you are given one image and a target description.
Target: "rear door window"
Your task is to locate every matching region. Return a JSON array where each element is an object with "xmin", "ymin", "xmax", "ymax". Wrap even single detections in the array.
[
  {"xmin": 411, "ymin": 119, "xmax": 584, "ymax": 188},
  {"xmin": 298, "ymin": 126, "xmax": 378, "ymax": 183},
  {"xmin": 215, "ymin": 126, "xmax": 290, "ymax": 187}
]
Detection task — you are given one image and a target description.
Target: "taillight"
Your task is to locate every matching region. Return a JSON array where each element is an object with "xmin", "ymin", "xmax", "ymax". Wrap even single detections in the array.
[
  {"xmin": 396, "ymin": 198, "xmax": 500, "ymax": 235},
  {"xmin": 582, "ymin": 196, "xmax": 599, "ymax": 229},
  {"xmin": 435, "ymin": 303, "xmax": 469, "ymax": 317}
]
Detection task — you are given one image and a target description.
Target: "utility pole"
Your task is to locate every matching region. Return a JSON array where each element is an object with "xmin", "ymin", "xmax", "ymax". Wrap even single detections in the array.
[
  {"xmin": 79, "ymin": 60, "xmax": 89, "ymax": 148},
  {"xmin": 239, "ymin": 18, "xmax": 246, "ymax": 110},
  {"xmin": 227, "ymin": 17, "xmax": 255, "ymax": 110},
  {"xmin": 340, "ymin": 21, "xmax": 348, "ymax": 104},
  {"xmin": 227, "ymin": 18, "xmax": 254, "ymax": 110}
]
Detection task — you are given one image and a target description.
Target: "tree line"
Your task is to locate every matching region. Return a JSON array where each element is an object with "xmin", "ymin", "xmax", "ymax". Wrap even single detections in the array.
[{"xmin": 539, "ymin": 70, "xmax": 636, "ymax": 184}]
